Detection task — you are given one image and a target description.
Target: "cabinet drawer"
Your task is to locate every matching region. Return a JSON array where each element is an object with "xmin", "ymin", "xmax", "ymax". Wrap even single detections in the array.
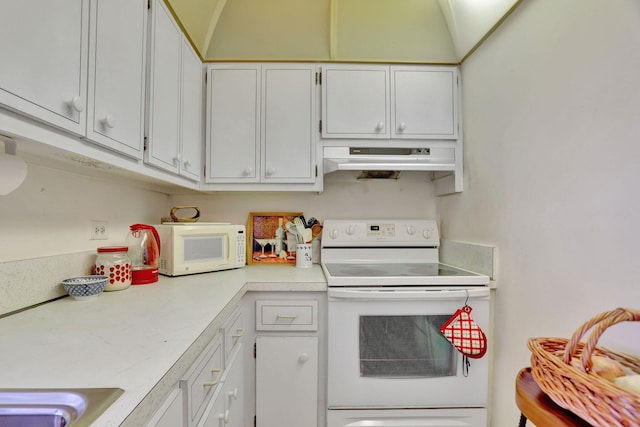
[
  {"xmin": 256, "ymin": 300, "xmax": 318, "ymax": 331},
  {"xmin": 180, "ymin": 335, "xmax": 224, "ymax": 426},
  {"xmin": 223, "ymin": 307, "xmax": 244, "ymax": 360}
]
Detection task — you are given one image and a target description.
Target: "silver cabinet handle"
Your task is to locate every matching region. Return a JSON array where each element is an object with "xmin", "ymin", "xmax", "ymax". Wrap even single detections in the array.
[
  {"xmin": 203, "ymin": 368, "xmax": 223, "ymax": 387},
  {"xmin": 276, "ymin": 314, "xmax": 298, "ymax": 319}
]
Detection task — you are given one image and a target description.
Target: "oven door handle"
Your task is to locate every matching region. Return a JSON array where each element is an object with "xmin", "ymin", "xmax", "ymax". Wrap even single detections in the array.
[{"xmin": 328, "ymin": 287, "xmax": 490, "ymax": 300}]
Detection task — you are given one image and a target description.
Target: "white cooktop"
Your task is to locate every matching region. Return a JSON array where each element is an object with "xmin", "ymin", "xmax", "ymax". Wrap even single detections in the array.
[{"xmin": 320, "ymin": 219, "xmax": 489, "ymax": 287}]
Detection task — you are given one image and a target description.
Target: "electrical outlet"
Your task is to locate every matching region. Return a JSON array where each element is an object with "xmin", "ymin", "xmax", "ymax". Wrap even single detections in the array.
[{"xmin": 90, "ymin": 220, "xmax": 109, "ymax": 240}]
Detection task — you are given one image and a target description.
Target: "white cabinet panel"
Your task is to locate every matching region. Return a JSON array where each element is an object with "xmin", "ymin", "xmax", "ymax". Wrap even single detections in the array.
[
  {"xmin": 256, "ymin": 336, "xmax": 318, "ymax": 427},
  {"xmin": 262, "ymin": 65, "xmax": 316, "ymax": 183},
  {"xmin": 146, "ymin": 0, "xmax": 203, "ymax": 181},
  {"xmin": 87, "ymin": 0, "xmax": 146, "ymax": 158},
  {"xmin": 206, "ymin": 63, "xmax": 317, "ymax": 186},
  {"xmin": 322, "ymin": 65, "xmax": 389, "ymax": 138},
  {"xmin": 145, "ymin": 388, "xmax": 184, "ymax": 427},
  {"xmin": 322, "ymin": 64, "xmax": 459, "ymax": 141},
  {"xmin": 180, "ymin": 39, "xmax": 204, "ymax": 181},
  {"xmin": 206, "ymin": 65, "xmax": 260, "ymax": 183},
  {"xmin": 0, "ymin": 0, "xmax": 88, "ymax": 135},
  {"xmin": 147, "ymin": 0, "xmax": 182, "ymax": 173},
  {"xmin": 391, "ymin": 66, "xmax": 458, "ymax": 139}
]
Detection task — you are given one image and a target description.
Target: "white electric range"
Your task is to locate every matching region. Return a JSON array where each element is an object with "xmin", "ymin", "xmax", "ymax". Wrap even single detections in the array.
[{"xmin": 321, "ymin": 219, "xmax": 491, "ymax": 427}]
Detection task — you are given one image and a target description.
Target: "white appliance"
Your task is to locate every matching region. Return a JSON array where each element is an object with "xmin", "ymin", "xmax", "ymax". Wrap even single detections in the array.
[
  {"xmin": 321, "ymin": 219, "xmax": 491, "ymax": 427},
  {"xmin": 323, "ymin": 146, "xmax": 456, "ymax": 173},
  {"xmin": 156, "ymin": 223, "xmax": 246, "ymax": 276}
]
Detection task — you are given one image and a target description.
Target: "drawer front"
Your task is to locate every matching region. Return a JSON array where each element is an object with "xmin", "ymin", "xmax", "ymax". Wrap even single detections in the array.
[
  {"xmin": 180, "ymin": 335, "xmax": 224, "ymax": 426},
  {"xmin": 223, "ymin": 308, "xmax": 244, "ymax": 360},
  {"xmin": 256, "ymin": 300, "xmax": 318, "ymax": 331}
]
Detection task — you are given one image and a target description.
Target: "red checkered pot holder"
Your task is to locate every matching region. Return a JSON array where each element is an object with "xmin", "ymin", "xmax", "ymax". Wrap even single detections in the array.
[{"xmin": 439, "ymin": 305, "xmax": 487, "ymax": 359}]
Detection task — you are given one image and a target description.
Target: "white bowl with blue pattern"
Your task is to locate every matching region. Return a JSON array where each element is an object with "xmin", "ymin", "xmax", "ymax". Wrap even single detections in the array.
[{"xmin": 62, "ymin": 275, "xmax": 108, "ymax": 300}]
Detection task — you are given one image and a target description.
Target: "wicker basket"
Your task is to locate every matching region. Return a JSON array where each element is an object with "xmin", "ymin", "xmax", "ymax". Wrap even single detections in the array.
[{"xmin": 528, "ymin": 307, "xmax": 640, "ymax": 427}]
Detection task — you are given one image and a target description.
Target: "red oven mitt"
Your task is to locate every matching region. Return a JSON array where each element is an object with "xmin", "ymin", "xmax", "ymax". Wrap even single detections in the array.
[{"xmin": 439, "ymin": 305, "xmax": 487, "ymax": 359}]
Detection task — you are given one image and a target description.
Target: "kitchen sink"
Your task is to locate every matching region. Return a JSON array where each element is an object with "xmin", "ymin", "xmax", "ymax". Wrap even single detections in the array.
[{"xmin": 0, "ymin": 388, "xmax": 123, "ymax": 427}]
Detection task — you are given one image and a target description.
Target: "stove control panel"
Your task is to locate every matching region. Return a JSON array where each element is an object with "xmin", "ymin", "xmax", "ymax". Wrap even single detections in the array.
[{"xmin": 323, "ymin": 219, "xmax": 439, "ymax": 247}]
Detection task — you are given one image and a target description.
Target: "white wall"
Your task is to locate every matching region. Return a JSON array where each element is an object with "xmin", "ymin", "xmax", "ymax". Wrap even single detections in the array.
[
  {"xmin": 169, "ymin": 171, "xmax": 437, "ymax": 226},
  {"xmin": 0, "ymin": 162, "xmax": 169, "ymax": 262},
  {"xmin": 439, "ymin": 0, "xmax": 640, "ymax": 425}
]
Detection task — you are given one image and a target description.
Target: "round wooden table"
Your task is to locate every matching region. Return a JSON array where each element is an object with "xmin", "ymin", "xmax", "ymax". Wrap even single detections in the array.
[{"xmin": 515, "ymin": 367, "xmax": 593, "ymax": 426}]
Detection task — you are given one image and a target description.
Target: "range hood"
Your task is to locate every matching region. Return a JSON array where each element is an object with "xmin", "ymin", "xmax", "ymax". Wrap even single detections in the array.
[{"xmin": 323, "ymin": 146, "xmax": 456, "ymax": 174}]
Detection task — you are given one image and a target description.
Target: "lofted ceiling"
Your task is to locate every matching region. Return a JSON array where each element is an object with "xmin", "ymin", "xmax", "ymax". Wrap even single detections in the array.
[{"xmin": 166, "ymin": 0, "xmax": 521, "ymax": 63}]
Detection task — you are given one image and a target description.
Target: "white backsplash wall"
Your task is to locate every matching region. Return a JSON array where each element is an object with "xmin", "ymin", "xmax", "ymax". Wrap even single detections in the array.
[
  {"xmin": 169, "ymin": 171, "xmax": 438, "ymax": 225},
  {"xmin": 0, "ymin": 162, "xmax": 169, "ymax": 263},
  {"xmin": 438, "ymin": 1, "xmax": 640, "ymax": 426}
]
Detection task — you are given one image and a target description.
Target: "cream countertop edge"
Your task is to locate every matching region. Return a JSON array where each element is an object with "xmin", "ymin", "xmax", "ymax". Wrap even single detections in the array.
[{"xmin": 0, "ymin": 264, "xmax": 326, "ymax": 427}]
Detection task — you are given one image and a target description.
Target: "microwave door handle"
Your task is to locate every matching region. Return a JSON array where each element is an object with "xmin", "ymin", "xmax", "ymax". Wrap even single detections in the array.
[{"xmin": 328, "ymin": 287, "xmax": 490, "ymax": 301}]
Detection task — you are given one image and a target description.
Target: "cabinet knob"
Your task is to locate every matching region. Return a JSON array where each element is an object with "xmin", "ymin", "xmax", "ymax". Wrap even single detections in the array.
[
  {"xmin": 375, "ymin": 122, "xmax": 385, "ymax": 131},
  {"xmin": 266, "ymin": 167, "xmax": 276, "ymax": 176},
  {"xmin": 172, "ymin": 155, "xmax": 180, "ymax": 166},
  {"xmin": 218, "ymin": 409, "xmax": 229, "ymax": 424},
  {"xmin": 101, "ymin": 114, "xmax": 116, "ymax": 129},
  {"xmin": 228, "ymin": 387, "xmax": 238, "ymax": 401},
  {"xmin": 67, "ymin": 96, "xmax": 85, "ymax": 113},
  {"xmin": 298, "ymin": 353, "xmax": 309, "ymax": 363},
  {"xmin": 243, "ymin": 167, "xmax": 253, "ymax": 176},
  {"xmin": 183, "ymin": 159, "xmax": 191, "ymax": 169},
  {"xmin": 398, "ymin": 122, "xmax": 407, "ymax": 132}
]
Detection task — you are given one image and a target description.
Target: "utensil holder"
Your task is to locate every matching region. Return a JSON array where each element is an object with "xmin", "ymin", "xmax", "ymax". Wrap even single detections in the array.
[{"xmin": 296, "ymin": 244, "xmax": 312, "ymax": 268}]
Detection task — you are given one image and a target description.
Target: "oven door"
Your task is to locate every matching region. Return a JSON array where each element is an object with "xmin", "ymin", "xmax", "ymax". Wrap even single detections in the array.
[{"xmin": 327, "ymin": 287, "xmax": 491, "ymax": 409}]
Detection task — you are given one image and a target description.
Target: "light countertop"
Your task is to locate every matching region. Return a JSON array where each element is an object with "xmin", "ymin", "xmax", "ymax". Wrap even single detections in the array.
[{"xmin": 0, "ymin": 264, "xmax": 327, "ymax": 426}]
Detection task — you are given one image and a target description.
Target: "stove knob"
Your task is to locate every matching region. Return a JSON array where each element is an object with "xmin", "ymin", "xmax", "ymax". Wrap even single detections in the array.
[
  {"xmin": 329, "ymin": 229, "xmax": 339, "ymax": 239},
  {"xmin": 423, "ymin": 229, "xmax": 433, "ymax": 239},
  {"xmin": 406, "ymin": 225, "xmax": 416, "ymax": 235},
  {"xmin": 346, "ymin": 225, "xmax": 356, "ymax": 235}
]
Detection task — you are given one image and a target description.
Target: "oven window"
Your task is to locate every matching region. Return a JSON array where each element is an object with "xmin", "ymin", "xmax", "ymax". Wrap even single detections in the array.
[{"xmin": 359, "ymin": 315, "xmax": 456, "ymax": 378}]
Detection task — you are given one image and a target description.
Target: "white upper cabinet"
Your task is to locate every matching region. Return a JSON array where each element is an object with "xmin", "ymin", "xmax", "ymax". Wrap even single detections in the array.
[
  {"xmin": 322, "ymin": 65, "xmax": 389, "ymax": 139},
  {"xmin": 179, "ymin": 40, "xmax": 204, "ymax": 182},
  {"xmin": 322, "ymin": 64, "xmax": 459, "ymax": 140},
  {"xmin": 86, "ymin": 0, "xmax": 147, "ymax": 158},
  {"xmin": 146, "ymin": 0, "xmax": 203, "ymax": 182},
  {"xmin": 206, "ymin": 64, "xmax": 261, "ymax": 183},
  {"xmin": 0, "ymin": 0, "xmax": 89, "ymax": 136},
  {"xmin": 391, "ymin": 66, "xmax": 458, "ymax": 139},
  {"xmin": 206, "ymin": 63, "xmax": 317, "ymax": 186},
  {"xmin": 262, "ymin": 64, "xmax": 316, "ymax": 183},
  {"xmin": 146, "ymin": 0, "xmax": 182, "ymax": 174}
]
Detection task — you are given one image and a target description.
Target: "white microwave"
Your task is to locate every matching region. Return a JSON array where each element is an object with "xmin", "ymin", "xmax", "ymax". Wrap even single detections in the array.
[{"xmin": 155, "ymin": 223, "xmax": 246, "ymax": 276}]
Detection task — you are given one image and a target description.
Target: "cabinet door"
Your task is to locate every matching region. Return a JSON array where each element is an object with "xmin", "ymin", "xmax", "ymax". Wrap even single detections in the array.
[
  {"xmin": 206, "ymin": 65, "xmax": 260, "ymax": 183},
  {"xmin": 86, "ymin": 0, "xmax": 146, "ymax": 158},
  {"xmin": 321, "ymin": 65, "xmax": 389, "ymax": 139},
  {"xmin": 180, "ymin": 40, "xmax": 203, "ymax": 182},
  {"xmin": 262, "ymin": 65, "xmax": 316, "ymax": 183},
  {"xmin": 145, "ymin": 388, "xmax": 184, "ymax": 427},
  {"xmin": 223, "ymin": 344, "xmax": 245, "ymax": 427},
  {"xmin": 391, "ymin": 66, "xmax": 458, "ymax": 139},
  {"xmin": 146, "ymin": 0, "xmax": 182, "ymax": 173},
  {"xmin": 0, "ymin": 0, "xmax": 88, "ymax": 135},
  {"xmin": 256, "ymin": 336, "xmax": 318, "ymax": 427}
]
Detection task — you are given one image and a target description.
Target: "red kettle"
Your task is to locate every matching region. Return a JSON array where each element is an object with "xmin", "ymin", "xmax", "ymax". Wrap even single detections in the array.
[{"xmin": 127, "ymin": 224, "xmax": 161, "ymax": 284}]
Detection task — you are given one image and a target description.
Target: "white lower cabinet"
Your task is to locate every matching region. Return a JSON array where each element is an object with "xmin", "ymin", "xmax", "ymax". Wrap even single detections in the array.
[
  {"xmin": 181, "ymin": 335, "xmax": 225, "ymax": 426},
  {"xmin": 256, "ymin": 336, "xmax": 318, "ymax": 427},
  {"xmin": 145, "ymin": 387, "xmax": 184, "ymax": 427},
  {"xmin": 252, "ymin": 297, "xmax": 324, "ymax": 427},
  {"xmin": 199, "ymin": 344, "xmax": 245, "ymax": 427}
]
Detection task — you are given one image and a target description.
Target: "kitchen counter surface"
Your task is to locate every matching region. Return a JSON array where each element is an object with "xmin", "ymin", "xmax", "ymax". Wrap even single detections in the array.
[{"xmin": 0, "ymin": 264, "xmax": 326, "ymax": 426}]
